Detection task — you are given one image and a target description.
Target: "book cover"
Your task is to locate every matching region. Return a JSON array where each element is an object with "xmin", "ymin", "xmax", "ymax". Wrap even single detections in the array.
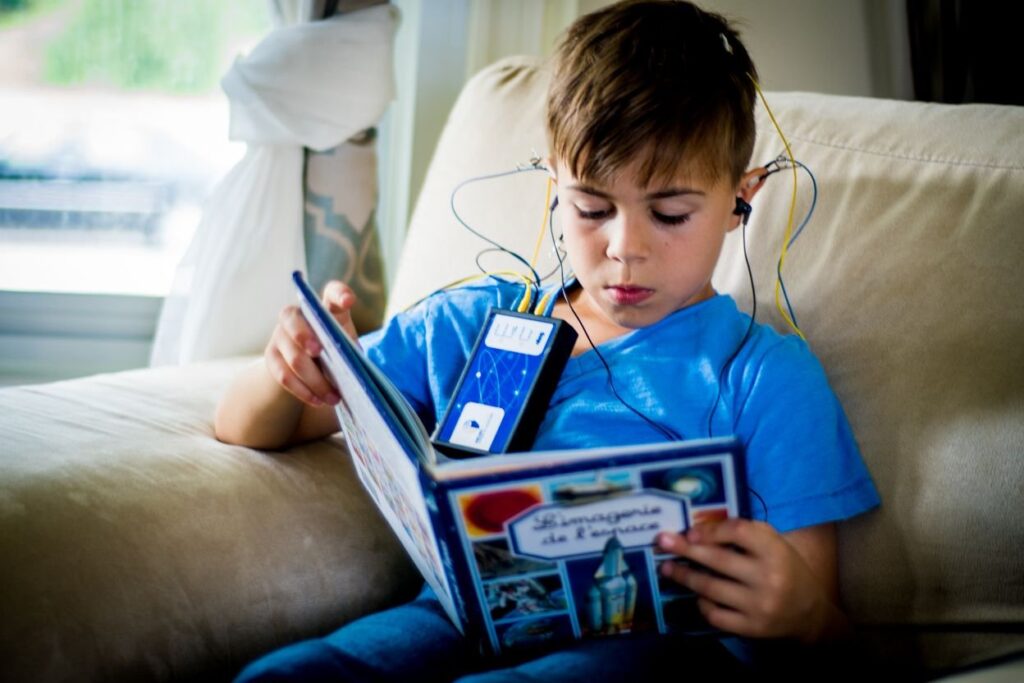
[{"xmin": 293, "ymin": 271, "xmax": 748, "ymax": 655}]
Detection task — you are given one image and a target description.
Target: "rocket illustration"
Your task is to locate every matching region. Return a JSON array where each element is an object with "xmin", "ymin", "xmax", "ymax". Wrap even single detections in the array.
[{"xmin": 585, "ymin": 536, "xmax": 638, "ymax": 634}]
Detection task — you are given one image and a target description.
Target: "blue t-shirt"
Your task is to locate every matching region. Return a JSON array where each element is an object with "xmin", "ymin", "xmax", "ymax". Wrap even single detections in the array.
[{"xmin": 361, "ymin": 279, "xmax": 879, "ymax": 533}]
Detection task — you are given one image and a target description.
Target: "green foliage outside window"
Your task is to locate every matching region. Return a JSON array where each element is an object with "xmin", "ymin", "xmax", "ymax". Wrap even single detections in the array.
[
  {"xmin": 1, "ymin": 0, "xmax": 269, "ymax": 93},
  {"xmin": 0, "ymin": 0, "xmax": 62, "ymax": 27},
  {"xmin": 0, "ymin": 0, "xmax": 32, "ymax": 12}
]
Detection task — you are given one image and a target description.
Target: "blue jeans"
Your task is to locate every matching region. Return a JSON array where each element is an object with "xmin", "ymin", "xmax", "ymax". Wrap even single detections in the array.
[{"xmin": 234, "ymin": 585, "xmax": 748, "ymax": 682}]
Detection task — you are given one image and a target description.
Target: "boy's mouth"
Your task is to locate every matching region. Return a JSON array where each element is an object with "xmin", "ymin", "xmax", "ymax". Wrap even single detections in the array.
[{"xmin": 605, "ymin": 285, "xmax": 654, "ymax": 305}]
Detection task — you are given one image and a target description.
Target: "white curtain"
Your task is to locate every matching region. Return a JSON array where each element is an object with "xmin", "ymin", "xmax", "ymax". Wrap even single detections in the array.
[{"xmin": 150, "ymin": 3, "xmax": 398, "ymax": 366}]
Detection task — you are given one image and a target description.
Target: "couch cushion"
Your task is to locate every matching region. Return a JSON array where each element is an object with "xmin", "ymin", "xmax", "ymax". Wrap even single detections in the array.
[
  {"xmin": 390, "ymin": 55, "xmax": 1024, "ymax": 671},
  {"xmin": 727, "ymin": 91, "xmax": 1024, "ymax": 671},
  {"xmin": 0, "ymin": 358, "xmax": 418, "ymax": 682}
]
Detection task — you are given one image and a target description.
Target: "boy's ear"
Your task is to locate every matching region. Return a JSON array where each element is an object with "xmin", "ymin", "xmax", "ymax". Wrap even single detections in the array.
[
  {"xmin": 739, "ymin": 167, "xmax": 768, "ymax": 203},
  {"xmin": 727, "ymin": 168, "xmax": 768, "ymax": 232}
]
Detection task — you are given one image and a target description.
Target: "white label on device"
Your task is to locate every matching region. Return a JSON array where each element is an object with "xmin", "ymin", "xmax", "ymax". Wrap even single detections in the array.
[
  {"xmin": 448, "ymin": 402, "xmax": 505, "ymax": 450},
  {"xmin": 484, "ymin": 314, "xmax": 552, "ymax": 356}
]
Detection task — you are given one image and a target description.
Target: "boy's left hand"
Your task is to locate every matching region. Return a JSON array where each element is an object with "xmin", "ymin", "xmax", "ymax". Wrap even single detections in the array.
[{"xmin": 656, "ymin": 520, "xmax": 844, "ymax": 643}]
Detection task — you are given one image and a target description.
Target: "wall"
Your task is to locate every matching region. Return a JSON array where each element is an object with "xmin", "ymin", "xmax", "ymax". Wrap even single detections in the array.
[
  {"xmin": 461, "ymin": 0, "xmax": 912, "ymax": 97},
  {"xmin": 697, "ymin": 0, "xmax": 911, "ymax": 98}
]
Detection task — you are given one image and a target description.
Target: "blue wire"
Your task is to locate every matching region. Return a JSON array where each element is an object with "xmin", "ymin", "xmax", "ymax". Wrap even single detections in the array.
[
  {"xmin": 776, "ymin": 160, "xmax": 818, "ymax": 328},
  {"xmin": 786, "ymin": 160, "xmax": 818, "ymax": 247},
  {"xmin": 450, "ymin": 166, "xmax": 545, "ymax": 291}
]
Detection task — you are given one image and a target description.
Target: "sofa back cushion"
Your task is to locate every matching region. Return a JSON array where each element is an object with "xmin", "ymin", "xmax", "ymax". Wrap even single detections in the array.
[{"xmin": 389, "ymin": 56, "xmax": 1024, "ymax": 669}]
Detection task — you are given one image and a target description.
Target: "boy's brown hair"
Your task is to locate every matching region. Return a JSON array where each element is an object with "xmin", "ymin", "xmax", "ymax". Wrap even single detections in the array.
[{"xmin": 547, "ymin": 0, "xmax": 759, "ymax": 188}]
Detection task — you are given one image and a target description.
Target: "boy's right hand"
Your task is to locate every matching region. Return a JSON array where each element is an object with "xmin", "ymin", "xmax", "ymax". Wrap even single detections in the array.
[{"xmin": 264, "ymin": 280, "xmax": 359, "ymax": 408}]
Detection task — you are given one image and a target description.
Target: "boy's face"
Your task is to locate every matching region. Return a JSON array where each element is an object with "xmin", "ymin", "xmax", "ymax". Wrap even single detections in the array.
[{"xmin": 550, "ymin": 155, "xmax": 763, "ymax": 330}]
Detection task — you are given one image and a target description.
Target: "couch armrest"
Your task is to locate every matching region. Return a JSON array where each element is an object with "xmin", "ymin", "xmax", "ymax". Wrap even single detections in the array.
[{"xmin": 0, "ymin": 358, "xmax": 419, "ymax": 682}]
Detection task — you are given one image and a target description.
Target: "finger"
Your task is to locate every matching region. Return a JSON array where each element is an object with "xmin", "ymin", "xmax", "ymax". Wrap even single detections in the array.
[
  {"xmin": 279, "ymin": 305, "xmax": 322, "ymax": 356},
  {"xmin": 270, "ymin": 329, "xmax": 340, "ymax": 404},
  {"xmin": 657, "ymin": 531, "xmax": 760, "ymax": 586},
  {"xmin": 689, "ymin": 518, "xmax": 776, "ymax": 558},
  {"xmin": 277, "ymin": 333, "xmax": 340, "ymax": 403},
  {"xmin": 321, "ymin": 281, "xmax": 360, "ymax": 342},
  {"xmin": 696, "ymin": 597, "xmax": 754, "ymax": 637},
  {"xmin": 659, "ymin": 559, "xmax": 751, "ymax": 610},
  {"xmin": 322, "ymin": 280, "xmax": 356, "ymax": 314},
  {"xmin": 265, "ymin": 344, "xmax": 325, "ymax": 407}
]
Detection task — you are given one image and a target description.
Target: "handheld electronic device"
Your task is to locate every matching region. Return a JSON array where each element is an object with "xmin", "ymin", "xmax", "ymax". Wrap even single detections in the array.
[{"xmin": 432, "ymin": 309, "xmax": 577, "ymax": 457}]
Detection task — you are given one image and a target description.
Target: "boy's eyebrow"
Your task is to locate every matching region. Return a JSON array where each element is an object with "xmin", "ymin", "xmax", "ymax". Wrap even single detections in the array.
[{"xmin": 568, "ymin": 184, "xmax": 706, "ymax": 199}]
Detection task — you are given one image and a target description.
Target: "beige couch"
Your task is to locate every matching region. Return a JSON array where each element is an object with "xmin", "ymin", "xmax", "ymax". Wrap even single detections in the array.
[{"xmin": 2, "ymin": 56, "xmax": 1022, "ymax": 681}]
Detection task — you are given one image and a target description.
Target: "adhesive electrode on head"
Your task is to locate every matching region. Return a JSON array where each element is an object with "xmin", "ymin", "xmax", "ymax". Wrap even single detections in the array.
[{"xmin": 720, "ymin": 32, "xmax": 733, "ymax": 54}]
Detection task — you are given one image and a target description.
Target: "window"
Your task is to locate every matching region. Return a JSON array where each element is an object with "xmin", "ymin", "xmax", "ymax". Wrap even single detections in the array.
[
  {"xmin": 0, "ymin": 0, "xmax": 270, "ymax": 296},
  {"xmin": 0, "ymin": 0, "xmax": 270, "ymax": 385}
]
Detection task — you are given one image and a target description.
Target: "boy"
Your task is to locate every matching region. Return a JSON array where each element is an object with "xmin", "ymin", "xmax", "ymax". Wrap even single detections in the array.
[{"xmin": 216, "ymin": 1, "xmax": 880, "ymax": 679}]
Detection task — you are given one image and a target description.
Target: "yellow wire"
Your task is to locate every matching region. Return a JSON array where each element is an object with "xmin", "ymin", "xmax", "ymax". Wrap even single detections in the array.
[
  {"xmin": 751, "ymin": 78, "xmax": 805, "ymax": 340},
  {"xmin": 517, "ymin": 284, "xmax": 533, "ymax": 313},
  {"xmin": 403, "ymin": 270, "xmax": 536, "ymax": 312},
  {"xmin": 534, "ymin": 289, "xmax": 555, "ymax": 315},
  {"xmin": 445, "ymin": 270, "xmax": 533, "ymax": 291},
  {"xmin": 530, "ymin": 177, "xmax": 554, "ymax": 270},
  {"xmin": 512, "ymin": 176, "xmax": 557, "ymax": 313}
]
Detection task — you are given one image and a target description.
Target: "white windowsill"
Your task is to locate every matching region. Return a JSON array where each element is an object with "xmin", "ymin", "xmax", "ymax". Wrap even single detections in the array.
[{"xmin": 0, "ymin": 289, "xmax": 161, "ymax": 386}]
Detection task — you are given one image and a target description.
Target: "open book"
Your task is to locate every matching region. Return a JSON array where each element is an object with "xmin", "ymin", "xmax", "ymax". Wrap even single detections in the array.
[{"xmin": 294, "ymin": 271, "xmax": 749, "ymax": 655}]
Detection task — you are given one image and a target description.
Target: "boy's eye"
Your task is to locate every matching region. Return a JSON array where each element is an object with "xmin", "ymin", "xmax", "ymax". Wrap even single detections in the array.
[
  {"xmin": 575, "ymin": 206, "xmax": 610, "ymax": 220},
  {"xmin": 654, "ymin": 212, "xmax": 691, "ymax": 226}
]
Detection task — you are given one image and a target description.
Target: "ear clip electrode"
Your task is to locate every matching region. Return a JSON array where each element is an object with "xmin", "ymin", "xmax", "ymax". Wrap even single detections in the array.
[{"xmin": 733, "ymin": 196, "xmax": 753, "ymax": 224}]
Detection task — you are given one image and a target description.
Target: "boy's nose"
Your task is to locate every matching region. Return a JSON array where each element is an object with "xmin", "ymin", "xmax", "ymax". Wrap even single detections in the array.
[{"xmin": 605, "ymin": 214, "xmax": 650, "ymax": 263}]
